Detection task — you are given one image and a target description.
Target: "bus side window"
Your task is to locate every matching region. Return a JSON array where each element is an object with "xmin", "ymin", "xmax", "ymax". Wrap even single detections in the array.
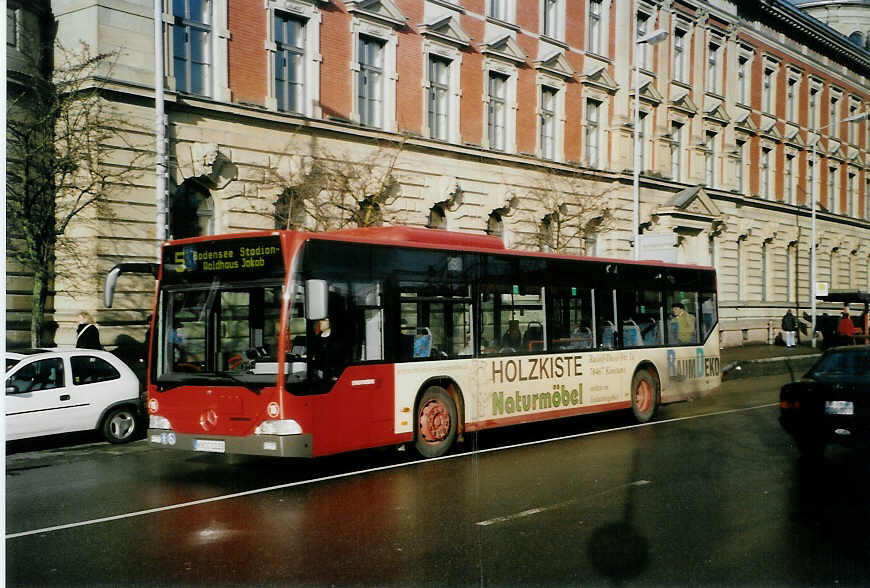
[{"xmin": 595, "ymin": 288, "xmax": 616, "ymax": 350}]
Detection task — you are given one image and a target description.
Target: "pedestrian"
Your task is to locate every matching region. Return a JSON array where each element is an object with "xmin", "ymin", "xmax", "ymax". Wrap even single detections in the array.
[
  {"xmin": 781, "ymin": 309, "xmax": 797, "ymax": 348},
  {"xmin": 75, "ymin": 311, "xmax": 102, "ymax": 350},
  {"xmin": 837, "ymin": 308, "xmax": 860, "ymax": 345}
]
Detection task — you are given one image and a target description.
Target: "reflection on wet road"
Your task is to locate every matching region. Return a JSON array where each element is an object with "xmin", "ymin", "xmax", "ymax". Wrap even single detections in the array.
[{"xmin": 7, "ymin": 374, "xmax": 870, "ymax": 585}]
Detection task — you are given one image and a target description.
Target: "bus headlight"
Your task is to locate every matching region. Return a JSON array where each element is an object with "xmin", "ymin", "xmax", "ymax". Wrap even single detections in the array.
[
  {"xmin": 254, "ymin": 419, "xmax": 302, "ymax": 435},
  {"xmin": 150, "ymin": 415, "xmax": 172, "ymax": 429}
]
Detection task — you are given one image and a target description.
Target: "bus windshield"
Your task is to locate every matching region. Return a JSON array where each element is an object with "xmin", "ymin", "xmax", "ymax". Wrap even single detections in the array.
[
  {"xmin": 155, "ymin": 235, "xmax": 286, "ymax": 387},
  {"xmin": 156, "ymin": 281, "xmax": 285, "ymax": 385}
]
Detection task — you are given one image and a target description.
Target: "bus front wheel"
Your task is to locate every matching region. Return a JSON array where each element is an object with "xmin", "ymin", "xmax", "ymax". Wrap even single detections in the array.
[
  {"xmin": 415, "ymin": 386, "xmax": 457, "ymax": 458},
  {"xmin": 631, "ymin": 370, "xmax": 658, "ymax": 423}
]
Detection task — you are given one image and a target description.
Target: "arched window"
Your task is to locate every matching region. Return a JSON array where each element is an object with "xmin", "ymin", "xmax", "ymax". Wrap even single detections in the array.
[
  {"xmin": 170, "ymin": 179, "xmax": 213, "ymax": 239},
  {"xmin": 428, "ymin": 205, "xmax": 447, "ymax": 229},
  {"xmin": 487, "ymin": 212, "xmax": 504, "ymax": 238}
]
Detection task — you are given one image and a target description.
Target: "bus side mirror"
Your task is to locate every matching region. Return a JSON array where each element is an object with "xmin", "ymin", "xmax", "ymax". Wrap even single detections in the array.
[{"xmin": 305, "ymin": 280, "xmax": 328, "ymax": 321}]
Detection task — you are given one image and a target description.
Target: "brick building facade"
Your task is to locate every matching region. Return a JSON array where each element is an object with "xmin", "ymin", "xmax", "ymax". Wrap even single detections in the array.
[{"xmin": 7, "ymin": 0, "xmax": 870, "ymax": 348}]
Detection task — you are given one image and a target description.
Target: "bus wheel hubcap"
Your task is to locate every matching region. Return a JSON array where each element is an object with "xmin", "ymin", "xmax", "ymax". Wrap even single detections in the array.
[
  {"xmin": 419, "ymin": 400, "xmax": 450, "ymax": 443},
  {"xmin": 636, "ymin": 380, "xmax": 652, "ymax": 413}
]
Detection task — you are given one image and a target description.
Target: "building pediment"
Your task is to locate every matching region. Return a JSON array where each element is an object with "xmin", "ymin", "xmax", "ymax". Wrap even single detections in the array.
[
  {"xmin": 480, "ymin": 33, "xmax": 527, "ymax": 65},
  {"xmin": 759, "ymin": 120, "xmax": 783, "ymax": 142},
  {"xmin": 534, "ymin": 49, "xmax": 575, "ymax": 79},
  {"xmin": 419, "ymin": 14, "xmax": 470, "ymax": 48},
  {"xmin": 703, "ymin": 96, "xmax": 729, "ymax": 124},
  {"xmin": 733, "ymin": 110, "xmax": 758, "ymax": 135},
  {"xmin": 670, "ymin": 86, "xmax": 698, "ymax": 115},
  {"xmin": 783, "ymin": 124, "xmax": 805, "ymax": 148},
  {"xmin": 345, "ymin": 0, "xmax": 406, "ymax": 28},
  {"xmin": 636, "ymin": 79, "xmax": 664, "ymax": 106},
  {"xmin": 582, "ymin": 65, "xmax": 618, "ymax": 93},
  {"xmin": 650, "ymin": 186, "xmax": 725, "ymax": 232}
]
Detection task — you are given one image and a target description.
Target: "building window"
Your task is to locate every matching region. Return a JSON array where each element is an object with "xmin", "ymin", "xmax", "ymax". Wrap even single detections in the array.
[
  {"xmin": 848, "ymin": 172, "xmax": 856, "ymax": 217},
  {"xmin": 705, "ymin": 131, "xmax": 716, "ymax": 188},
  {"xmin": 761, "ymin": 147, "xmax": 771, "ymax": 199},
  {"xmin": 737, "ymin": 56, "xmax": 749, "ymax": 104},
  {"xmin": 274, "ymin": 13, "xmax": 304, "ymax": 114},
  {"xmin": 358, "ymin": 35, "xmax": 385, "ymax": 128},
  {"xmin": 849, "ymin": 103, "xmax": 859, "ymax": 144},
  {"xmin": 761, "ymin": 242, "xmax": 769, "ymax": 301},
  {"xmin": 487, "ymin": 72, "xmax": 507, "ymax": 151},
  {"xmin": 489, "ymin": 0, "xmax": 510, "ymax": 22},
  {"xmin": 587, "ymin": 0, "xmax": 602, "ymax": 55},
  {"xmin": 636, "ymin": 11, "xmax": 651, "ymax": 69},
  {"xmin": 671, "ymin": 121, "xmax": 683, "ymax": 182},
  {"xmin": 762, "ymin": 66, "xmax": 774, "ymax": 114},
  {"xmin": 866, "ymin": 178, "xmax": 870, "ymax": 220},
  {"xmin": 673, "ymin": 30, "xmax": 686, "ymax": 83},
  {"xmin": 809, "ymin": 86, "xmax": 819, "ymax": 129},
  {"xmin": 707, "ymin": 42, "xmax": 721, "ymax": 94},
  {"xmin": 638, "ymin": 111, "xmax": 648, "ymax": 172},
  {"xmin": 542, "ymin": 0, "xmax": 560, "ymax": 39},
  {"xmin": 808, "ymin": 160, "xmax": 815, "ymax": 205},
  {"xmin": 828, "ymin": 166, "xmax": 838, "ymax": 213},
  {"xmin": 172, "ymin": 0, "xmax": 212, "ymax": 96},
  {"xmin": 428, "ymin": 55, "xmax": 450, "ymax": 141},
  {"xmin": 737, "ymin": 237, "xmax": 745, "ymax": 300},
  {"xmin": 736, "ymin": 140, "xmax": 745, "ymax": 194},
  {"xmin": 785, "ymin": 154, "xmax": 794, "ymax": 204},
  {"xmin": 540, "ymin": 86, "xmax": 557, "ymax": 160},
  {"xmin": 585, "ymin": 98, "xmax": 601, "ymax": 167},
  {"xmin": 786, "ymin": 78, "xmax": 797, "ymax": 121},
  {"xmin": 830, "ymin": 96, "xmax": 839, "ymax": 139},
  {"xmin": 786, "ymin": 243, "xmax": 796, "ymax": 302}
]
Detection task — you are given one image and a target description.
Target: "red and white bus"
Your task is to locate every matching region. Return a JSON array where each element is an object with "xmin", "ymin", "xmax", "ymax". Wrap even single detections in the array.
[{"xmin": 106, "ymin": 227, "xmax": 720, "ymax": 458}]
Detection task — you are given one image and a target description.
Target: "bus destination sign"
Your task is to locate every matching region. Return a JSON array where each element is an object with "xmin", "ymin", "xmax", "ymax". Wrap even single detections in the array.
[{"xmin": 163, "ymin": 236, "xmax": 284, "ymax": 282}]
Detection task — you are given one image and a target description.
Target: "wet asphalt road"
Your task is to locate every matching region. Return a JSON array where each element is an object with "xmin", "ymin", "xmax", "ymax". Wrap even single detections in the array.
[{"xmin": 6, "ymin": 373, "xmax": 870, "ymax": 586}]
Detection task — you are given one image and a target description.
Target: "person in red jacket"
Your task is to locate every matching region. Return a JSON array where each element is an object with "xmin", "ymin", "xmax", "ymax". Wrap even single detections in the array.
[{"xmin": 837, "ymin": 308, "xmax": 861, "ymax": 345}]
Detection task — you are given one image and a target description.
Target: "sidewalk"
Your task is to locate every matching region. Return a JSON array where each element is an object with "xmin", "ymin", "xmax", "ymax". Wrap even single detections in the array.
[{"xmin": 720, "ymin": 342, "xmax": 822, "ymax": 381}]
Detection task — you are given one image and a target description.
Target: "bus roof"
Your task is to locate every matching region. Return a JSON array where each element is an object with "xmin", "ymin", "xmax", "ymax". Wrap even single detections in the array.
[{"xmin": 164, "ymin": 227, "xmax": 715, "ymax": 272}]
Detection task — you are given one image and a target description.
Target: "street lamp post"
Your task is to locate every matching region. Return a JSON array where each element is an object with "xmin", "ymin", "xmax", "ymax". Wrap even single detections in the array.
[
  {"xmin": 632, "ymin": 29, "xmax": 669, "ymax": 261},
  {"xmin": 809, "ymin": 110, "xmax": 870, "ymax": 346}
]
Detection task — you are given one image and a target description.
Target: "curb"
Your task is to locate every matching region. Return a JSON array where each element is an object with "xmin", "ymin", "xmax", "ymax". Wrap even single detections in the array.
[{"xmin": 722, "ymin": 353, "xmax": 820, "ymax": 381}]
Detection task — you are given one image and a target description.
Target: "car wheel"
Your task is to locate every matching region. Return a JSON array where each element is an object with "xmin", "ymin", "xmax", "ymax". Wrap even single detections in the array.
[
  {"xmin": 631, "ymin": 369, "xmax": 659, "ymax": 423},
  {"xmin": 414, "ymin": 386, "xmax": 458, "ymax": 458},
  {"xmin": 101, "ymin": 406, "xmax": 138, "ymax": 444}
]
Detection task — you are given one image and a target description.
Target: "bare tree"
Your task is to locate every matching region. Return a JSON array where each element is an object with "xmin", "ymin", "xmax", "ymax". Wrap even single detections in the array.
[
  {"xmin": 513, "ymin": 168, "xmax": 616, "ymax": 254},
  {"xmin": 7, "ymin": 42, "xmax": 146, "ymax": 346},
  {"xmin": 265, "ymin": 137, "xmax": 406, "ymax": 231}
]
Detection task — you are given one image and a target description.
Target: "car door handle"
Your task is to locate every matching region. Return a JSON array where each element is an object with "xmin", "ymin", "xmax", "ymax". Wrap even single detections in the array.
[{"xmin": 60, "ymin": 394, "xmax": 70, "ymax": 401}]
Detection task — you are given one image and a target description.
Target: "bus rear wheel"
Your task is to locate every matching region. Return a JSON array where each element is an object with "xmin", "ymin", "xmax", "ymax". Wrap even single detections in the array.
[
  {"xmin": 631, "ymin": 370, "xmax": 658, "ymax": 423},
  {"xmin": 415, "ymin": 386, "xmax": 457, "ymax": 458}
]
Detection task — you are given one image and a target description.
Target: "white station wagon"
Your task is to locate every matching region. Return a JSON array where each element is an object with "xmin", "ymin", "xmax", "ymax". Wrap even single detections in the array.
[{"xmin": 5, "ymin": 348, "xmax": 142, "ymax": 443}]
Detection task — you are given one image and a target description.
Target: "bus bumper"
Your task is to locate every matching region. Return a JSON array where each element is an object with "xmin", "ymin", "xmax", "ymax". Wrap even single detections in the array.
[{"xmin": 148, "ymin": 429, "xmax": 313, "ymax": 457}]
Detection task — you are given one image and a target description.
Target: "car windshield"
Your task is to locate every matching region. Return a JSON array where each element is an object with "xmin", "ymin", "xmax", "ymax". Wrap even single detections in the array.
[{"xmin": 810, "ymin": 349, "xmax": 870, "ymax": 378}]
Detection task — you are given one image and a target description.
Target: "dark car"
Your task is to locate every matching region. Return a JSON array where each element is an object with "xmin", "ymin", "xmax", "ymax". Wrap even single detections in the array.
[{"xmin": 780, "ymin": 345, "xmax": 870, "ymax": 456}]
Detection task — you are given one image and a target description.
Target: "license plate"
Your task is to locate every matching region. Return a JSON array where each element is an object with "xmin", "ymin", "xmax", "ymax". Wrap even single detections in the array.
[
  {"xmin": 193, "ymin": 439, "xmax": 226, "ymax": 453},
  {"xmin": 825, "ymin": 401, "xmax": 854, "ymax": 415}
]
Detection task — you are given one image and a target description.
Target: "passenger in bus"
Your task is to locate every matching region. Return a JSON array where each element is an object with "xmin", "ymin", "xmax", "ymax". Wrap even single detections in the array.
[
  {"xmin": 640, "ymin": 316, "xmax": 660, "ymax": 346},
  {"xmin": 502, "ymin": 320, "xmax": 522, "ymax": 350},
  {"xmin": 670, "ymin": 303, "xmax": 696, "ymax": 344}
]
